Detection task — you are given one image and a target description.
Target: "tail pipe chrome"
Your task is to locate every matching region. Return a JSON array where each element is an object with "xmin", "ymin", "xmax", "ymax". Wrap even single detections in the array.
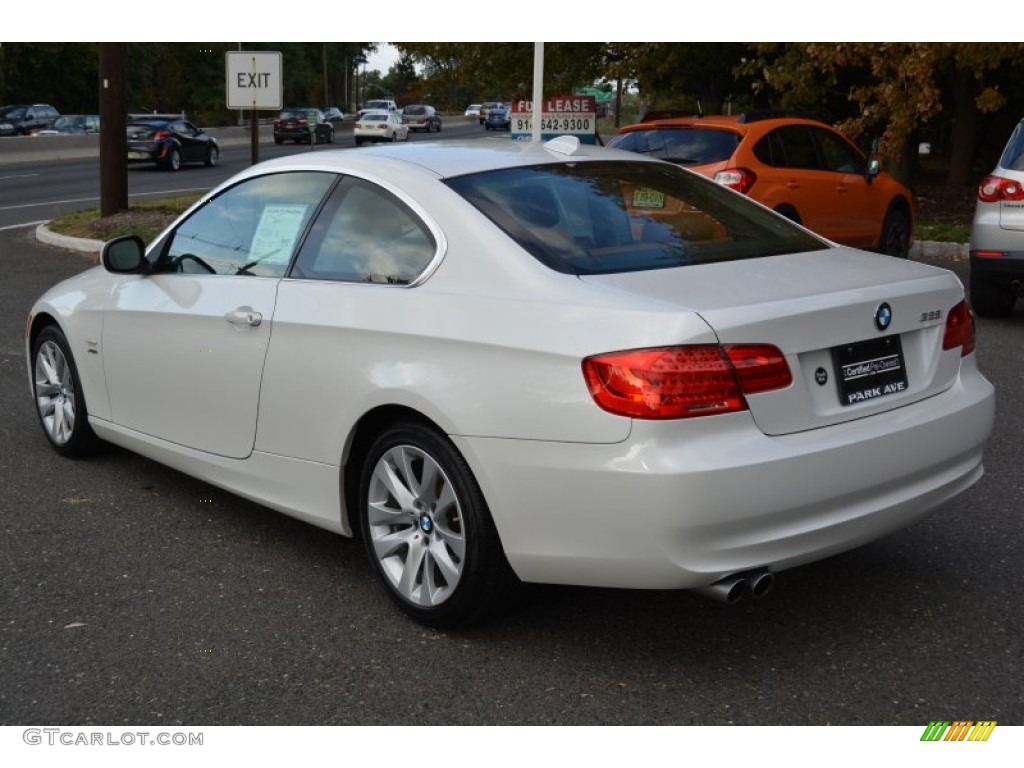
[{"xmin": 694, "ymin": 568, "xmax": 775, "ymax": 604}]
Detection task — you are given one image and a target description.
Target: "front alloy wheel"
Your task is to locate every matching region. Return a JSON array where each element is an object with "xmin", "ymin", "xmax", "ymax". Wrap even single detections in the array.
[
  {"xmin": 32, "ymin": 326, "xmax": 102, "ymax": 457},
  {"xmin": 359, "ymin": 422, "xmax": 520, "ymax": 627}
]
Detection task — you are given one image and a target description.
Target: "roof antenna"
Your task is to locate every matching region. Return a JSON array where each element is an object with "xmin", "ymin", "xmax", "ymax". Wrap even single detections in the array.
[{"xmin": 697, "ymin": 99, "xmax": 702, "ymax": 116}]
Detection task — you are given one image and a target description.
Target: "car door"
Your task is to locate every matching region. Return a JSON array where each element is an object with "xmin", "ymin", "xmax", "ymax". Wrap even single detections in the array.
[
  {"xmin": 809, "ymin": 126, "xmax": 879, "ymax": 247},
  {"xmin": 171, "ymin": 120, "xmax": 201, "ymax": 162},
  {"xmin": 101, "ymin": 171, "xmax": 337, "ymax": 458}
]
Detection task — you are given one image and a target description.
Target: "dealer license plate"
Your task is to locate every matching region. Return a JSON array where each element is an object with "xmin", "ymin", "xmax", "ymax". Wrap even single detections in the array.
[{"xmin": 832, "ymin": 335, "xmax": 908, "ymax": 406}]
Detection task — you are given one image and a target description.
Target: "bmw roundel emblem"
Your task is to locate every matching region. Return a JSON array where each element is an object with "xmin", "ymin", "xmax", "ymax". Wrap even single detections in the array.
[
  {"xmin": 419, "ymin": 514, "xmax": 434, "ymax": 534},
  {"xmin": 874, "ymin": 302, "xmax": 893, "ymax": 332}
]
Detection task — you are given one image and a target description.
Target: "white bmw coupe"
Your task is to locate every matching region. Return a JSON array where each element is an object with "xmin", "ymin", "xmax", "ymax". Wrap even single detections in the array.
[{"xmin": 27, "ymin": 137, "xmax": 995, "ymax": 627}]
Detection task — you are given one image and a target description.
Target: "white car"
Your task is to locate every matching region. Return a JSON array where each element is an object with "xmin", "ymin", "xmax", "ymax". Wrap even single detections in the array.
[
  {"xmin": 465, "ymin": 104, "xmax": 482, "ymax": 120},
  {"xmin": 354, "ymin": 112, "xmax": 408, "ymax": 145},
  {"xmin": 27, "ymin": 137, "xmax": 995, "ymax": 628}
]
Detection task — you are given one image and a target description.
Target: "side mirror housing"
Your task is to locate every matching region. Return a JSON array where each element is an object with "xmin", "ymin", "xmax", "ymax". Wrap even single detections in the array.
[
  {"xmin": 866, "ymin": 158, "xmax": 881, "ymax": 184},
  {"xmin": 102, "ymin": 235, "xmax": 149, "ymax": 274}
]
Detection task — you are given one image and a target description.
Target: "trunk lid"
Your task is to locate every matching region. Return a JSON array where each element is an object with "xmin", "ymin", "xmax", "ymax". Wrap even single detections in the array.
[{"xmin": 580, "ymin": 247, "xmax": 967, "ymax": 435}]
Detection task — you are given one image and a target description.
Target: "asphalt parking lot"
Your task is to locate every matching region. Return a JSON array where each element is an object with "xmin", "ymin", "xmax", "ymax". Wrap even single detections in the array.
[{"xmin": 1, "ymin": 225, "xmax": 1022, "ymax": 726}]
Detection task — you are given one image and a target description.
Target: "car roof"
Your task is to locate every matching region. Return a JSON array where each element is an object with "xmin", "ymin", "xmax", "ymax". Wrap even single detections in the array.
[
  {"xmin": 241, "ymin": 138, "xmax": 661, "ymax": 181},
  {"xmin": 619, "ymin": 114, "xmax": 834, "ymax": 136}
]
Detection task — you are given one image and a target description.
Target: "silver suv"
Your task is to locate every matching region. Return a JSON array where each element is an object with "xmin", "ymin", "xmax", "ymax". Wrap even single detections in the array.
[{"xmin": 969, "ymin": 118, "xmax": 1024, "ymax": 317}]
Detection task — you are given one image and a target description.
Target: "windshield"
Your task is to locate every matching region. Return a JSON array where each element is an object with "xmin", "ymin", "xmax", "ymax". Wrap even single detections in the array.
[
  {"xmin": 445, "ymin": 161, "xmax": 827, "ymax": 275},
  {"xmin": 608, "ymin": 128, "xmax": 741, "ymax": 166}
]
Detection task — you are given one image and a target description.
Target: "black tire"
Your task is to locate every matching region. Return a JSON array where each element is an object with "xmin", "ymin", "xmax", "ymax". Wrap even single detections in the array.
[
  {"xmin": 390, "ymin": 132, "xmax": 397, "ymax": 142},
  {"xmin": 970, "ymin": 270, "xmax": 1017, "ymax": 318},
  {"xmin": 880, "ymin": 206, "xmax": 911, "ymax": 258},
  {"xmin": 30, "ymin": 325, "xmax": 104, "ymax": 458},
  {"xmin": 274, "ymin": 137, "xmax": 283, "ymax": 145},
  {"xmin": 162, "ymin": 147, "xmax": 181, "ymax": 171},
  {"xmin": 355, "ymin": 138, "xmax": 363, "ymax": 146},
  {"xmin": 205, "ymin": 145, "xmax": 219, "ymax": 167},
  {"xmin": 327, "ymin": 128, "xmax": 334, "ymax": 144},
  {"xmin": 358, "ymin": 421, "xmax": 522, "ymax": 628},
  {"xmin": 773, "ymin": 205, "xmax": 801, "ymax": 225}
]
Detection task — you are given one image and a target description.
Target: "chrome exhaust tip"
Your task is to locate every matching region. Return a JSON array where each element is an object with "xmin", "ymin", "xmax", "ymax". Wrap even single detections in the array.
[
  {"xmin": 693, "ymin": 569, "xmax": 774, "ymax": 603},
  {"xmin": 693, "ymin": 574, "xmax": 750, "ymax": 604}
]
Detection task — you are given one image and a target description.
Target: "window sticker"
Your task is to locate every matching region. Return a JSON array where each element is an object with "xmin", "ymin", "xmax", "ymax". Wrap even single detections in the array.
[
  {"xmin": 632, "ymin": 188, "xmax": 666, "ymax": 209},
  {"xmin": 250, "ymin": 204, "xmax": 309, "ymax": 265}
]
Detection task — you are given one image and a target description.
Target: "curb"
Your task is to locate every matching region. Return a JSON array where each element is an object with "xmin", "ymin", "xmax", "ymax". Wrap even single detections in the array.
[{"xmin": 36, "ymin": 222, "xmax": 103, "ymax": 254}]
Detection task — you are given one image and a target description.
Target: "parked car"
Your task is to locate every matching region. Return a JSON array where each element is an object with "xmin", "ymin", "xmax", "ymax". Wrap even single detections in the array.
[
  {"xmin": 608, "ymin": 113, "xmax": 914, "ymax": 256},
  {"xmin": 126, "ymin": 118, "xmax": 218, "ymax": 171},
  {"xmin": 477, "ymin": 101, "xmax": 503, "ymax": 126},
  {"xmin": 402, "ymin": 104, "xmax": 442, "ymax": 133},
  {"xmin": 27, "ymin": 137, "xmax": 994, "ymax": 628},
  {"xmin": 0, "ymin": 104, "xmax": 59, "ymax": 136},
  {"xmin": 274, "ymin": 109, "xmax": 334, "ymax": 145},
  {"xmin": 323, "ymin": 107, "xmax": 346, "ymax": 124},
  {"xmin": 36, "ymin": 114, "xmax": 100, "ymax": 135},
  {"xmin": 357, "ymin": 99, "xmax": 400, "ymax": 119},
  {"xmin": 465, "ymin": 104, "xmax": 482, "ymax": 121},
  {"xmin": 484, "ymin": 104, "xmax": 510, "ymax": 131},
  {"xmin": 969, "ymin": 116, "xmax": 1024, "ymax": 317},
  {"xmin": 354, "ymin": 112, "xmax": 408, "ymax": 145}
]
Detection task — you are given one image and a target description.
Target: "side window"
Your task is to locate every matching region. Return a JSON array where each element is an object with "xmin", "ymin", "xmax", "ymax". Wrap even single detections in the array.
[
  {"xmin": 773, "ymin": 126, "xmax": 820, "ymax": 170},
  {"xmin": 813, "ymin": 128, "xmax": 866, "ymax": 174},
  {"xmin": 159, "ymin": 172, "xmax": 336, "ymax": 277},
  {"xmin": 293, "ymin": 179, "xmax": 437, "ymax": 284}
]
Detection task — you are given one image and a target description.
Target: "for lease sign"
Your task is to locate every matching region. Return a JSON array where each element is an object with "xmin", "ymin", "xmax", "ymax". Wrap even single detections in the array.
[{"xmin": 511, "ymin": 96, "xmax": 597, "ymax": 143}]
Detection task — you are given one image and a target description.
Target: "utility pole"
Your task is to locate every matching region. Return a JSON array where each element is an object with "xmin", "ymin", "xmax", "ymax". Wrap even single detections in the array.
[{"xmin": 99, "ymin": 43, "xmax": 127, "ymax": 218}]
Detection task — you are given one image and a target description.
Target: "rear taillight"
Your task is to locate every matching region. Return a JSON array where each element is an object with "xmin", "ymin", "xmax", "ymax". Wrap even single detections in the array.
[
  {"xmin": 273, "ymin": 118, "xmax": 281, "ymax": 126},
  {"xmin": 943, "ymin": 300, "xmax": 976, "ymax": 357},
  {"xmin": 153, "ymin": 130, "xmax": 170, "ymax": 140},
  {"xmin": 713, "ymin": 168, "xmax": 757, "ymax": 194},
  {"xmin": 299, "ymin": 118, "xmax": 308, "ymax": 125},
  {"xmin": 977, "ymin": 175, "xmax": 1024, "ymax": 203},
  {"xmin": 582, "ymin": 344, "xmax": 791, "ymax": 420}
]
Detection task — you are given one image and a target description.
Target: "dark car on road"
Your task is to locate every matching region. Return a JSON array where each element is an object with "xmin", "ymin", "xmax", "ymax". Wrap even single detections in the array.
[
  {"xmin": 485, "ymin": 104, "xmax": 511, "ymax": 131},
  {"xmin": 401, "ymin": 104, "xmax": 442, "ymax": 133},
  {"xmin": 127, "ymin": 118, "xmax": 219, "ymax": 171},
  {"xmin": 274, "ymin": 109, "xmax": 334, "ymax": 145},
  {"xmin": 0, "ymin": 104, "xmax": 60, "ymax": 136},
  {"xmin": 37, "ymin": 114, "xmax": 100, "ymax": 135}
]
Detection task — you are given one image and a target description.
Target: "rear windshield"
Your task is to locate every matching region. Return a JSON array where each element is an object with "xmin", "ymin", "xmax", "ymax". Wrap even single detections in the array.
[
  {"xmin": 607, "ymin": 127, "xmax": 740, "ymax": 166},
  {"xmin": 280, "ymin": 111, "xmax": 313, "ymax": 120},
  {"xmin": 999, "ymin": 121, "xmax": 1024, "ymax": 172},
  {"xmin": 404, "ymin": 106, "xmax": 427, "ymax": 115},
  {"xmin": 444, "ymin": 161, "xmax": 826, "ymax": 275},
  {"xmin": 366, "ymin": 101, "xmax": 391, "ymax": 109}
]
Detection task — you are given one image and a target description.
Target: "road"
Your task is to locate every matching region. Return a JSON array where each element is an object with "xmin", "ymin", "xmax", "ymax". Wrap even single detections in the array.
[
  {"xmin": 0, "ymin": 221, "xmax": 1021, "ymax": 726},
  {"xmin": 0, "ymin": 120, "xmax": 485, "ymax": 230}
]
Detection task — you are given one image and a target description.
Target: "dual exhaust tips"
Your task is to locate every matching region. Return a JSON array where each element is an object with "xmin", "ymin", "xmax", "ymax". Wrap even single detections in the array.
[{"xmin": 694, "ymin": 568, "xmax": 775, "ymax": 604}]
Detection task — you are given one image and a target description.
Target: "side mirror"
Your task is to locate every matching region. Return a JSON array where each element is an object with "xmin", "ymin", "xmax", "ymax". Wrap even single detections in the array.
[
  {"xmin": 102, "ymin": 235, "xmax": 149, "ymax": 274},
  {"xmin": 866, "ymin": 159, "xmax": 881, "ymax": 185}
]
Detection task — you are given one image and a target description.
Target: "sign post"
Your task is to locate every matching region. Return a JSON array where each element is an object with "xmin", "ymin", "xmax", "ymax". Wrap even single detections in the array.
[{"xmin": 226, "ymin": 51, "xmax": 283, "ymax": 166}]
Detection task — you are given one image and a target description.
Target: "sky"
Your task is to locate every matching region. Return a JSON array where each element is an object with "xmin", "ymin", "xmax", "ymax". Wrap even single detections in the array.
[
  {"xmin": 4, "ymin": 2, "xmax": 995, "ymax": 42},
  {"xmin": 365, "ymin": 44, "xmax": 400, "ymax": 76}
]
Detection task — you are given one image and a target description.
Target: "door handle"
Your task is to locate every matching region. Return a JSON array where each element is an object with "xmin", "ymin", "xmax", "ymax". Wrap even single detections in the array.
[
  {"xmin": 786, "ymin": 181, "xmax": 800, "ymax": 190},
  {"xmin": 225, "ymin": 308, "xmax": 262, "ymax": 327}
]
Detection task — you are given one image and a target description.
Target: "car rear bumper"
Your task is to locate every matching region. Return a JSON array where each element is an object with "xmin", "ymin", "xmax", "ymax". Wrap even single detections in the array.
[{"xmin": 453, "ymin": 359, "xmax": 994, "ymax": 590}]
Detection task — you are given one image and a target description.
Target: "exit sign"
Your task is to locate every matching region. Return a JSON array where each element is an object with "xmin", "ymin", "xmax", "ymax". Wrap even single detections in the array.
[{"xmin": 226, "ymin": 51, "xmax": 282, "ymax": 111}]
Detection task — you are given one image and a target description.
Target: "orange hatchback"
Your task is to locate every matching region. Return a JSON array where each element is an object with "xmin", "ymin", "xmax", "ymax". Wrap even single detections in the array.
[{"xmin": 608, "ymin": 114, "xmax": 914, "ymax": 256}]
